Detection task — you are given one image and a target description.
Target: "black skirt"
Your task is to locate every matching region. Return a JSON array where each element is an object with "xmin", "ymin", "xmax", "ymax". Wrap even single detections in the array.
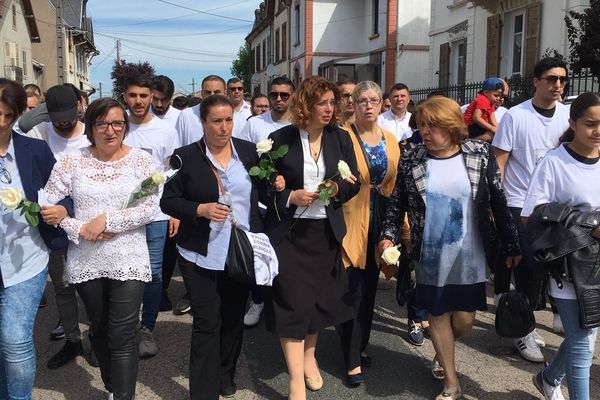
[{"xmin": 265, "ymin": 219, "xmax": 353, "ymax": 339}]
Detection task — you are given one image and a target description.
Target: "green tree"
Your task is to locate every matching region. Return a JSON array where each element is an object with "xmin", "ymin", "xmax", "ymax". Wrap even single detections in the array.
[
  {"xmin": 111, "ymin": 60, "xmax": 155, "ymax": 104},
  {"xmin": 230, "ymin": 43, "xmax": 251, "ymax": 94},
  {"xmin": 565, "ymin": 0, "xmax": 600, "ymax": 77}
]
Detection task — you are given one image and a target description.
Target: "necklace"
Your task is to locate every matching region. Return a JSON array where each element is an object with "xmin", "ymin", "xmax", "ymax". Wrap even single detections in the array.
[{"xmin": 309, "ymin": 140, "xmax": 322, "ymax": 161}]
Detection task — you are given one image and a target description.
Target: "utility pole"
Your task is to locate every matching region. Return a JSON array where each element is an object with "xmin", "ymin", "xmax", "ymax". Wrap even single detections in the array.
[
  {"xmin": 56, "ymin": 0, "xmax": 65, "ymax": 84},
  {"xmin": 116, "ymin": 39, "xmax": 121, "ymax": 64},
  {"xmin": 99, "ymin": 82, "xmax": 103, "ymax": 98},
  {"xmin": 189, "ymin": 78, "xmax": 196, "ymax": 95}
]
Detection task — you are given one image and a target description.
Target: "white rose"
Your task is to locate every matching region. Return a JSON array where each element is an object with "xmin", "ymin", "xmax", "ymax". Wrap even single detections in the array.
[
  {"xmin": 381, "ymin": 245, "xmax": 401, "ymax": 266},
  {"xmin": 256, "ymin": 139, "xmax": 274, "ymax": 156},
  {"xmin": 151, "ymin": 171, "xmax": 166, "ymax": 185},
  {"xmin": 338, "ymin": 160, "xmax": 352, "ymax": 180},
  {"xmin": 0, "ymin": 187, "xmax": 23, "ymax": 209}
]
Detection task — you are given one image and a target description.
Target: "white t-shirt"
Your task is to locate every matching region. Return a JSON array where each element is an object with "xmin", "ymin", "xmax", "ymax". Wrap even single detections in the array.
[
  {"xmin": 238, "ymin": 112, "xmax": 291, "ymax": 144},
  {"xmin": 47, "ymin": 123, "xmax": 90, "ymax": 161},
  {"xmin": 232, "ymin": 102, "xmax": 251, "ymax": 139},
  {"xmin": 378, "ymin": 110, "xmax": 412, "ymax": 141},
  {"xmin": 175, "ymin": 104, "xmax": 203, "ymax": 148},
  {"xmin": 492, "ymin": 99, "xmax": 570, "ymax": 208},
  {"xmin": 521, "ymin": 144, "xmax": 600, "ymax": 299},
  {"xmin": 151, "ymin": 105, "xmax": 181, "ymax": 130},
  {"xmin": 124, "ymin": 116, "xmax": 176, "ymax": 222}
]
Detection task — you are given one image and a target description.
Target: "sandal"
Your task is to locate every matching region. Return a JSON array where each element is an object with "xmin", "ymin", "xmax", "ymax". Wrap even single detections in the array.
[
  {"xmin": 431, "ymin": 357, "xmax": 445, "ymax": 380},
  {"xmin": 435, "ymin": 385, "xmax": 462, "ymax": 400}
]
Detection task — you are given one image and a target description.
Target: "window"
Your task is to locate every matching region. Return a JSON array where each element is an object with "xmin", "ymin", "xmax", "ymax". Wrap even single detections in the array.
[
  {"xmin": 511, "ymin": 13, "xmax": 524, "ymax": 76},
  {"xmin": 251, "ymin": 48, "xmax": 256, "ymax": 73},
  {"xmin": 267, "ymin": 35, "xmax": 272, "ymax": 65},
  {"xmin": 294, "ymin": 5, "xmax": 300, "ymax": 44},
  {"xmin": 282, "ymin": 22, "xmax": 287, "ymax": 59},
  {"xmin": 12, "ymin": 4, "xmax": 17, "ymax": 30},
  {"xmin": 457, "ymin": 41, "xmax": 466, "ymax": 85},
  {"xmin": 262, "ymin": 39, "xmax": 267, "ymax": 70},
  {"xmin": 22, "ymin": 50, "xmax": 27, "ymax": 76},
  {"xmin": 256, "ymin": 45, "xmax": 261, "ymax": 71},
  {"xmin": 4, "ymin": 42, "xmax": 19, "ymax": 67},
  {"xmin": 372, "ymin": 0, "xmax": 379, "ymax": 35},
  {"xmin": 275, "ymin": 29, "xmax": 280, "ymax": 62}
]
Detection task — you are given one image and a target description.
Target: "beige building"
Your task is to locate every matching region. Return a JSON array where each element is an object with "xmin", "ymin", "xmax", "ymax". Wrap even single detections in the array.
[{"xmin": 0, "ymin": 0, "xmax": 40, "ymax": 85}]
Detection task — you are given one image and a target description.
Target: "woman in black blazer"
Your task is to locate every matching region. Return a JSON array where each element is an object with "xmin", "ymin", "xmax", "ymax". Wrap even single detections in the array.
[
  {"xmin": 261, "ymin": 76, "xmax": 360, "ymax": 399},
  {"xmin": 161, "ymin": 95, "xmax": 283, "ymax": 400}
]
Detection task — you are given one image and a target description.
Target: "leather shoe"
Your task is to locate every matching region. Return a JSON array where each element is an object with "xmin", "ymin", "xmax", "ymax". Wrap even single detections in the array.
[
  {"xmin": 219, "ymin": 383, "xmax": 237, "ymax": 398},
  {"xmin": 346, "ymin": 372, "xmax": 365, "ymax": 387},
  {"xmin": 304, "ymin": 374, "xmax": 323, "ymax": 391},
  {"xmin": 48, "ymin": 341, "xmax": 82, "ymax": 369}
]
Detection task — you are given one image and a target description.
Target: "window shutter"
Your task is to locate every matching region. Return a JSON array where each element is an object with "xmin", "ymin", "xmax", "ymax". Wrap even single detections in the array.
[
  {"xmin": 486, "ymin": 14, "xmax": 501, "ymax": 77},
  {"xmin": 524, "ymin": 2, "xmax": 541, "ymax": 76},
  {"xmin": 439, "ymin": 43, "xmax": 450, "ymax": 87}
]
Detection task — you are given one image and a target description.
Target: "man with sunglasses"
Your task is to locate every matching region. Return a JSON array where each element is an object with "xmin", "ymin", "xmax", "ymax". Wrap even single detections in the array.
[
  {"xmin": 492, "ymin": 57, "xmax": 571, "ymax": 364},
  {"xmin": 27, "ymin": 85, "xmax": 91, "ymax": 369},
  {"xmin": 227, "ymin": 77, "xmax": 252, "ymax": 127},
  {"xmin": 238, "ymin": 76, "xmax": 295, "ymax": 144}
]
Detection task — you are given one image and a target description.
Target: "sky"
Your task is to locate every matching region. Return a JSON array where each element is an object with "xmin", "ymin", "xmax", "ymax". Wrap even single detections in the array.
[{"xmin": 88, "ymin": 0, "xmax": 260, "ymax": 99}]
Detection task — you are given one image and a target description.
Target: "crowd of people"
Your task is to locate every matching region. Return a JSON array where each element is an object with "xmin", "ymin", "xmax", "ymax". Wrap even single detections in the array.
[{"xmin": 0, "ymin": 55, "xmax": 597, "ymax": 400}]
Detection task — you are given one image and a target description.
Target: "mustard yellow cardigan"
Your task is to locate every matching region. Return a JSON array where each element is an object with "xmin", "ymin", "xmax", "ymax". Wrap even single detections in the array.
[{"xmin": 341, "ymin": 125, "xmax": 408, "ymax": 279}]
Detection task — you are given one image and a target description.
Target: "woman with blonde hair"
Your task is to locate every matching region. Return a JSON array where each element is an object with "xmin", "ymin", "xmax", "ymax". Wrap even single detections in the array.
[
  {"xmin": 337, "ymin": 81, "xmax": 402, "ymax": 386},
  {"xmin": 261, "ymin": 76, "xmax": 359, "ymax": 400},
  {"xmin": 379, "ymin": 96, "xmax": 520, "ymax": 400}
]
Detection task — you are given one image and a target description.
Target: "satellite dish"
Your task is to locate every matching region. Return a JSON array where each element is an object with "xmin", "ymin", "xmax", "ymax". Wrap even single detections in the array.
[{"xmin": 266, "ymin": 63, "xmax": 275, "ymax": 77}]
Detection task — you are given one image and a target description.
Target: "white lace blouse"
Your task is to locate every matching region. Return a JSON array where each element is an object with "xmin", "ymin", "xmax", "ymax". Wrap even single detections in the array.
[{"xmin": 44, "ymin": 147, "xmax": 158, "ymax": 284}]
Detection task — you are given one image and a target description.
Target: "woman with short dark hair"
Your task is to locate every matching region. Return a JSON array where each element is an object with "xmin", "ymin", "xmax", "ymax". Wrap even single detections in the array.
[
  {"xmin": 0, "ymin": 78, "xmax": 71, "ymax": 399},
  {"xmin": 261, "ymin": 76, "xmax": 360, "ymax": 399},
  {"xmin": 44, "ymin": 97, "xmax": 158, "ymax": 400}
]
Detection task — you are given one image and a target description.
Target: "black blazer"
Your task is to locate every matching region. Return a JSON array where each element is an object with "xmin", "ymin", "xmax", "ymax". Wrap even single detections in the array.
[
  {"xmin": 262, "ymin": 124, "xmax": 360, "ymax": 244},
  {"xmin": 12, "ymin": 132, "xmax": 72, "ymax": 250},
  {"xmin": 160, "ymin": 138, "xmax": 263, "ymax": 256}
]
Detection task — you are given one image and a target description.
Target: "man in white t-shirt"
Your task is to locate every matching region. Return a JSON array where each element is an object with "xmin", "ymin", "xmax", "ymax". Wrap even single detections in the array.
[
  {"xmin": 175, "ymin": 75, "xmax": 227, "ymax": 148},
  {"xmin": 238, "ymin": 76, "xmax": 294, "ymax": 144},
  {"xmin": 122, "ymin": 75, "xmax": 177, "ymax": 358},
  {"xmin": 150, "ymin": 75, "xmax": 181, "ymax": 130},
  {"xmin": 27, "ymin": 85, "xmax": 91, "ymax": 369},
  {"xmin": 227, "ymin": 77, "xmax": 251, "ymax": 138},
  {"xmin": 378, "ymin": 83, "xmax": 412, "ymax": 141},
  {"xmin": 492, "ymin": 57, "xmax": 571, "ymax": 363}
]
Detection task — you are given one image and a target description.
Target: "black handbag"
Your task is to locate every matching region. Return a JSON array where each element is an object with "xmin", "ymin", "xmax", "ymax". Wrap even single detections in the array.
[
  {"xmin": 199, "ymin": 141, "xmax": 256, "ymax": 285},
  {"xmin": 495, "ymin": 291, "xmax": 536, "ymax": 338}
]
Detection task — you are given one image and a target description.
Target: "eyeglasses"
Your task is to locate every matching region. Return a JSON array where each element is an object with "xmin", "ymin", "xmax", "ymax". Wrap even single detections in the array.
[
  {"xmin": 0, "ymin": 157, "xmax": 11, "ymax": 184},
  {"xmin": 315, "ymin": 100, "xmax": 338, "ymax": 108},
  {"xmin": 341, "ymin": 93, "xmax": 352, "ymax": 99},
  {"xmin": 229, "ymin": 86, "xmax": 244, "ymax": 92},
  {"xmin": 540, "ymin": 75, "xmax": 569, "ymax": 85},
  {"xmin": 356, "ymin": 98, "xmax": 382, "ymax": 106},
  {"xmin": 94, "ymin": 120, "xmax": 126, "ymax": 132},
  {"xmin": 254, "ymin": 105, "xmax": 270, "ymax": 109},
  {"xmin": 269, "ymin": 91, "xmax": 291, "ymax": 101}
]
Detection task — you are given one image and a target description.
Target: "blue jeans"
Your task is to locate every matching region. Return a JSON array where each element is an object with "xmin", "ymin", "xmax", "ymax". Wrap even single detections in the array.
[
  {"xmin": 543, "ymin": 298, "xmax": 598, "ymax": 399},
  {"xmin": 141, "ymin": 221, "xmax": 168, "ymax": 331},
  {"xmin": 0, "ymin": 268, "xmax": 48, "ymax": 400}
]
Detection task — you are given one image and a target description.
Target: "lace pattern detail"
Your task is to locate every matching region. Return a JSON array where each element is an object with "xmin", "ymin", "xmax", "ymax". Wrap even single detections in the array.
[{"xmin": 44, "ymin": 147, "xmax": 157, "ymax": 283}]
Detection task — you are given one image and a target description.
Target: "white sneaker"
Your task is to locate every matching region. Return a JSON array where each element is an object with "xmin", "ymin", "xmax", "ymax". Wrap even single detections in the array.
[
  {"xmin": 552, "ymin": 314, "xmax": 564, "ymax": 334},
  {"xmin": 533, "ymin": 329, "xmax": 546, "ymax": 347},
  {"xmin": 107, "ymin": 393, "xmax": 113, "ymax": 400},
  {"xmin": 533, "ymin": 370, "xmax": 565, "ymax": 400},
  {"xmin": 515, "ymin": 332, "xmax": 544, "ymax": 362},
  {"xmin": 243, "ymin": 301, "xmax": 264, "ymax": 327}
]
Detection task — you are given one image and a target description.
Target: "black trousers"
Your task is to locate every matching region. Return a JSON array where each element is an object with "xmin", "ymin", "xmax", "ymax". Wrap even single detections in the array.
[
  {"xmin": 162, "ymin": 234, "xmax": 178, "ymax": 291},
  {"xmin": 179, "ymin": 255, "xmax": 249, "ymax": 400},
  {"xmin": 76, "ymin": 278, "xmax": 145, "ymax": 400},
  {"xmin": 494, "ymin": 207, "xmax": 542, "ymax": 310},
  {"xmin": 337, "ymin": 245, "xmax": 381, "ymax": 371}
]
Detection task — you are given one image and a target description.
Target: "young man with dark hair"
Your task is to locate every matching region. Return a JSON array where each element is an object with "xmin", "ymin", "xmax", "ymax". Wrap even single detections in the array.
[
  {"xmin": 151, "ymin": 75, "xmax": 180, "ymax": 128},
  {"xmin": 378, "ymin": 82, "xmax": 412, "ymax": 140},
  {"xmin": 227, "ymin": 77, "xmax": 251, "ymax": 137},
  {"xmin": 336, "ymin": 79, "xmax": 357, "ymax": 126},
  {"xmin": 175, "ymin": 75, "xmax": 226, "ymax": 147},
  {"xmin": 250, "ymin": 93, "xmax": 269, "ymax": 116},
  {"xmin": 492, "ymin": 57, "xmax": 570, "ymax": 363},
  {"xmin": 122, "ymin": 74, "xmax": 177, "ymax": 358}
]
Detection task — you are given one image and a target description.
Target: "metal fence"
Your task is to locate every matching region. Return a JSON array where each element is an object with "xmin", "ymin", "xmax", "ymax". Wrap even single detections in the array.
[{"xmin": 410, "ymin": 70, "xmax": 599, "ymax": 107}]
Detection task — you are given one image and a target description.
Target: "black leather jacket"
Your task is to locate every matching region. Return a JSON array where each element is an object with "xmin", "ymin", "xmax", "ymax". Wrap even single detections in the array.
[{"xmin": 527, "ymin": 202, "xmax": 600, "ymax": 328}]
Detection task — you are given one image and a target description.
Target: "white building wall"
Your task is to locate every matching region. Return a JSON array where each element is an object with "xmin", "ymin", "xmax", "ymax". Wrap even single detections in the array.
[
  {"xmin": 249, "ymin": 25, "xmax": 272, "ymax": 94},
  {"xmin": 395, "ymin": 1, "xmax": 431, "ymax": 89},
  {"xmin": 0, "ymin": 0, "xmax": 34, "ymax": 84}
]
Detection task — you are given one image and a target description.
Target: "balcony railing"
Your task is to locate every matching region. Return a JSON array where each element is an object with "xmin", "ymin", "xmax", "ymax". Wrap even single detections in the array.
[{"xmin": 411, "ymin": 70, "xmax": 599, "ymax": 107}]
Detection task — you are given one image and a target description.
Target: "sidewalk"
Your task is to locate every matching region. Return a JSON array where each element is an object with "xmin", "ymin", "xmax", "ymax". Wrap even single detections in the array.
[{"xmin": 33, "ymin": 275, "xmax": 599, "ymax": 399}]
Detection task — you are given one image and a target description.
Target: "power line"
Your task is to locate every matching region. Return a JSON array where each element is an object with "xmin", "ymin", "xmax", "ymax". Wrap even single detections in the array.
[
  {"xmin": 95, "ymin": 25, "xmax": 251, "ymax": 38},
  {"xmin": 119, "ymin": 42, "xmax": 232, "ymax": 63},
  {"xmin": 156, "ymin": 0, "xmax": 253, "ymax": 23}
]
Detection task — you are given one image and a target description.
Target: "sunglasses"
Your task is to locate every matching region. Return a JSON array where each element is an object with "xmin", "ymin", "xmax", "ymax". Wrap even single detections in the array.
[
  {"xmin": 0, "ymin": 157, "xmax": 11, "ymax": 184},
  {"xmin": 269, "ymin": 91, "xmax": 291, "ymax": 101},
  {"xmin": 540, "ymin": 75, "xmax": 569, "ymax": 85},
  {"xmin": 229, "ymin": 86, "xmax": 244, "ymax": 92}
]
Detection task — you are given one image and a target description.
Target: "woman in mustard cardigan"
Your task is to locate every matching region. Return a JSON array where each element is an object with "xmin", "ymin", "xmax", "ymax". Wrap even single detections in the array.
[{"xmin": 337, "ymin": 81, "xmax": 404, "ymax": 386}]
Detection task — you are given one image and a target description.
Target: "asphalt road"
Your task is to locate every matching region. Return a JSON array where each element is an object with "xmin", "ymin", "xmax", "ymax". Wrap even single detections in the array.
[{"xmin": 32, "ymin": 274, "xmax": 600, "ymax": 399}]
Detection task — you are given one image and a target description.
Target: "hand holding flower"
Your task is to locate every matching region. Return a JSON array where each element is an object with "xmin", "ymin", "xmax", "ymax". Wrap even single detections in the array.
[
  {"xmin": 0, "ymin": 187, "xmax": 42, "ymax": 226},
  {"xmin": 381, "ymin": 245, "xmax": 401, "ymax": 266}
]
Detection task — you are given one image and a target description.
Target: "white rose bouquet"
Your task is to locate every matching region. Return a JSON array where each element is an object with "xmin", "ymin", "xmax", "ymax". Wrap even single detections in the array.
[
  {"xmin": 381, "ymin": 245, "xmax": 401, "ymax": 266},
  {"xmin": 249, "ymin": 139, "xmax": 289, "ymax": 220},
  {"xmin": 0, "ymin": 187, "xmax": 42, "ymax": 226}
]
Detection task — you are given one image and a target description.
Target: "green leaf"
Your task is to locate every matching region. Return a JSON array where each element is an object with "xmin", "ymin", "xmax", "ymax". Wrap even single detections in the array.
[
  {"xmin": 278, "ymin": 144, "xmax": 289, "ymax": 157},
  {"xmin": 259, "ymin": 159, "xmax": 269, "ymax": 169},
  {"xmin": 248, "ymin": 166, "xmax": 261, "ymax": 176},
  {"xmin": 258, "ymin": 169, "xmax": 267, "ymax": 180},
  {"xmin": 29, "ymin": 202, "xmax": 41, "ymax": 213},
  {"xmin": 25, "ymin": 211, "xmax": 39, "ymax": 227}
]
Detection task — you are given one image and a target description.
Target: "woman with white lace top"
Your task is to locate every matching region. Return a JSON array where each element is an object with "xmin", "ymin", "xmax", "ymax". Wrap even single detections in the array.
[{"xmin": 44, "ymin": 98, "xmax": 158, "ymax": 400}]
